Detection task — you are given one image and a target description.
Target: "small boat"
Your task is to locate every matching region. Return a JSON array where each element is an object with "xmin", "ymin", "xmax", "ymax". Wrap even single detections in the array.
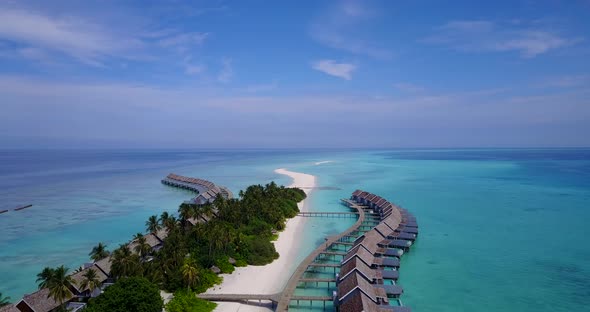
[
  {"xmin": 14, "ymin": 204, "xmax": 33, "ymax": 211},
  {"xmin": 0, "ymin": 209, "xmax": 8, "ymax": 214}
]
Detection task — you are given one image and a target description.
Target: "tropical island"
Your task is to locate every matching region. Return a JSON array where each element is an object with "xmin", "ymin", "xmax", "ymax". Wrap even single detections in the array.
[{"xmin": 2, "ymin": 179, "xmax": 305, "ymax": 312}]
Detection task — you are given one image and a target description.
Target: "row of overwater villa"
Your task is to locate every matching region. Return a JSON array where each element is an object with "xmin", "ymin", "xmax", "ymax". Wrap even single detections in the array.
[
  {"xmin": 0, "ymin": 174, "xmax": 231, "ymax": 312},
  {"xmin": 280, "ymin": 190, "xmax": 418, "ymax": 311},
  {"xmin": 161, "ymin": 173, "xmax": 233, "ymax": 204}
]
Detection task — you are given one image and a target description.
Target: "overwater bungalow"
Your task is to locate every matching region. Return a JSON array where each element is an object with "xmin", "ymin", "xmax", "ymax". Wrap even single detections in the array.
[
  {"xmin": 339, "ymin": 257, "xmax": 383, "ymax": 284},
  {"xmin": 337, "ymin": 272, "xmax": 390, "ymax": 308},
  {"xmin": 162, "ymin": 173, "xmax": 233, "ymax": 205},
  {"xmin": 337, "ymin": 291, "xmax": 411, "ymax": 312}
]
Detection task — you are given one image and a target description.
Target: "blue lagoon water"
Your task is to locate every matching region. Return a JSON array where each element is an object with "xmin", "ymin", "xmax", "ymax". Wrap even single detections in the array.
[{"xmin": 1, "ymin": 149, "xmax": 589, "ymax": 311}]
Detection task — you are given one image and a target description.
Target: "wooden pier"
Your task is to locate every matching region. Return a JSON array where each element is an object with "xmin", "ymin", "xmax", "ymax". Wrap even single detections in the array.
[
  {"xmin": 14, "ymin": 204, "xmax": 33, "ymax": 211},
  {"xmin": 297, "ymin": 211, "xmax": 359, "ymax": 218},
  {"xmin": 275, "ymin": 204, "xmax": 366, "ymax": 311}
]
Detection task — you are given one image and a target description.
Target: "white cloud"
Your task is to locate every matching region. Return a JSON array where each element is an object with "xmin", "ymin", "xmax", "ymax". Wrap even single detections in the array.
[
  {"xmin": 157, "ymin": 32, "xmax": 209, "ymax": 50},
  {"xmin": 424, "ymin": 19, "xmax": 581, "ymax": 58},
  {"xmin": 0, "ymin": 6, "xmax": 142, "ymax": 66},
  {"xmin": 184, "ymin": 64, "xmax": 205, "ymax": 75},
  {"xmin": 538, "ymin": 75, "xmax": 590, "ymax": 88},
  {"xmin": 309, "ymin": 1, "xmax": 391, "ymax": 60},
  {"xmin": 312, "ymin": 60, "xmax": 356, "ymax": 80},
  {"xmin": 0, "ymin": 4, "xmax": 210, "ymax": 69},
  {"xmin": 217, "ymin": 58, "xmax": 234, "ymax": 83}
]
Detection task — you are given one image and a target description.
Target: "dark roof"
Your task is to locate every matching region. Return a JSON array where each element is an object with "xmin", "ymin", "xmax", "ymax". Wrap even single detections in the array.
[
  {"xmin": 375, "ymin": 284, "xmax": 403, "ymax": 296},
  {"xmin": 378, "ymin": 257, "xmax": 400, "ymax": 268},
  {"xmin": 20, "ymin": 288, "xmax": 72, "ymax": 312},
  {"xmin": 381, "ymin": 270, "xmax": 399, "ymax": 280}
]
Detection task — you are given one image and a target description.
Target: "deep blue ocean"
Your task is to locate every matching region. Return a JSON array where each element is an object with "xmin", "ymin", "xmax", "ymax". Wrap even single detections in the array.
[{"xmin": 1, "ymin": 149, "xmax": 589, "ymax": 311}]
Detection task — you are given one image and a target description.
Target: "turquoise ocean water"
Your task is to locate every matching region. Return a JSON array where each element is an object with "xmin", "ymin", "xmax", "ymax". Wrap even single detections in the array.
[{"xmin": 1, "ymin": 149, "xmax": 588, "ymax": 311}]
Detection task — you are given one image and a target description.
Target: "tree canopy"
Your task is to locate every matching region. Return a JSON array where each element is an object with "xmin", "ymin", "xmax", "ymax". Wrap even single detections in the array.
[{"xmin": 84, "ymin": 277, "xmax": 163, "ymax": 312}]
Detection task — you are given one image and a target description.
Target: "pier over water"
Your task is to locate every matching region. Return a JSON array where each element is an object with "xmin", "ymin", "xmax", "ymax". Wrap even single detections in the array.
[{"xmin": 198, "ymin": 190, "xmax": 419, "ymax": 311}]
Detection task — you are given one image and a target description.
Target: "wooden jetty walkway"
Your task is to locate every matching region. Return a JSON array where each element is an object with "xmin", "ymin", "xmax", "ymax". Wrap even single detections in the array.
[
  {"xmin": 275, "ymin": 204, "xmax": 366, "ymax": 311},
  {"xmin": 297, "ymin": 211, "xmax": 359, "ymax": 217},
  {"xmin": 197, "ymin": 293, "xmax": 281, "ymax": 303}
]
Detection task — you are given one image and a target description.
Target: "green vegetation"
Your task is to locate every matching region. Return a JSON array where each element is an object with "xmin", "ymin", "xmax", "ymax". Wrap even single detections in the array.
[
  {"xmin": 89, "ymin": 242, "xmax": 109, "ymax": 262},
  {"xmin": 0, "ymin": 292, "xmax": 10, "ymax": 307},
  {"xmin": 85, "ymin": 277, "xmax": 163, "ymax": 312},
  {"xmin": 33, "ymin": 181, "xmax": 304, "ymax": 309},
  {"xmin": 136, "ymin": 182, "xmax": 306, "ymax": 293},
  {"xmin": 165, "ymin": 291, "xmax": 217, "ymax": 312},
  {"xmin": 35, "ymin": 265, "xmax": 75, "ymax": 307},
  {"xmin": 80, "ymin": 268, "xmax": 101, "ymax": 293}
]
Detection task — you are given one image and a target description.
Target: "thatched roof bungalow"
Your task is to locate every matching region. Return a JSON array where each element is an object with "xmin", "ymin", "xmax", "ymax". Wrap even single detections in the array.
[
  {"xmin": 16, "ymin": 288, "xmax": 73, "ymax": 312},
  {"xmin": 69, "ymin": 265, "xmax": 108, "ymax": 296}
]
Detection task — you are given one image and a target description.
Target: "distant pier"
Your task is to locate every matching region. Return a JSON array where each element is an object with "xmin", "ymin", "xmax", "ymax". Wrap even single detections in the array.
[
  {"xmin": 14, "ymin": 204, "xmax": 33, "ymax": 211},
  {"xmin": 161, "ymin": 173, "xmax": 233, "ymax": 204}
]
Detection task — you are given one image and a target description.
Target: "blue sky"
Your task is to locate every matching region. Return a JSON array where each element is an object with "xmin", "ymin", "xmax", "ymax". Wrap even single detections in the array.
[{"xmin": 0, "ymin": 0, "xmax": 589, "ymax": 148}]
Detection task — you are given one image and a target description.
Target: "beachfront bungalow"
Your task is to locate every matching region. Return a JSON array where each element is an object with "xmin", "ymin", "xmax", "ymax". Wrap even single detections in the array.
[
  {"xmin": 0, "ymin": 304, "xmax": 19, "ymax": 312},
  {"xmin": 69, "ymin": 265, "xmax": 108, "ymax": 297},
  {"xmin": 15, "ymin": 288, "xmax": 73, "ymax": 312},
  {"xmin": 154, "ymin": 228, "xmax": 169, "ymax": 242},
  {"xmin": 94, "ymin": 256, "xmax": 113, "ymax": 277},
  {"xmin": 128, "ymin": 233, "xmax": 164, "ymax": 254}
]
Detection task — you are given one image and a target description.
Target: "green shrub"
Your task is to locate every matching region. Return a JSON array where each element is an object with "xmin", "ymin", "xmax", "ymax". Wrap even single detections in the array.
[
  {"xmin": 85, "ymin": 277, "xmax": 163, "ymax": 312},
  {"xmin": 215, "ymin": 257, "xmax": 235, "ymax": 274},
  {"xmin": 165, "ymin": 290, "xmax": 217, "ymax": 312},
  {"xmin": 193, "ymin": 270, "xmax": 222, "ymax": 293},
  {"xmin": 243, "ymin": 236, "xmax": 279, "ymax": 265}
]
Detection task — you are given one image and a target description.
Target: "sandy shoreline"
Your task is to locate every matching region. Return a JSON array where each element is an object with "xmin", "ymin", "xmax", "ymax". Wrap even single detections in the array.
[{"xmin": 205, "ymin": 168, "xmax": 316, "ymax": 312}]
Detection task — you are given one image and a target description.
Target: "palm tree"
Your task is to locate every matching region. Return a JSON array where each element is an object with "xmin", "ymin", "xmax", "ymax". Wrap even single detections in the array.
[
  {"xmin": 133, "ymin": 233, "xmax": 151, "ymax": 258},
  {"xmin": 181, "ymin": 260, "xmax": 200, "ymax": 290},
  {"xmin": 111, "ymin": 244, "xmax": 140, "ymax": 278},
  {"xmin": 47, "ymin": 265, "xmax": 75, "ymax": 307},
  {"xmin": 79, "ymin": 268, "xmax": 101, "ymax": 295},
  {"xmin": 146, "ymin": 215, "xmax": 161, "ymax": 233},
  {"xmin": 0, "ymin": 292, "xmax": 10, "ymax": 307},
  {"xmin": 36, "ymin": 267, "xmax": 56, "ymax": 289},
  {"xmin": 89, "ymin": 242, "xmax": 109, "ymax": 262},
  {"xmin": 159, "ymin": 211, "xmax": 171, "ymax": 227},
  {"xmin": 178, "ymin": 203, "xmax": 194, "ymax": 225},
  {"xmin": 202, "ymin": 203, "xmax": 214, "ymax": 221},
  {"xmin": 163, "ymin": 215, "xmax": 178, "ymax": 230}
]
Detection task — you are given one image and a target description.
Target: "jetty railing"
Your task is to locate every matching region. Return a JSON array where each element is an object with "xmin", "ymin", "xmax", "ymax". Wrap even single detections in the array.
[{"xmin": 275, "ymin": 204, "xmax": 366, "ymax": 311}]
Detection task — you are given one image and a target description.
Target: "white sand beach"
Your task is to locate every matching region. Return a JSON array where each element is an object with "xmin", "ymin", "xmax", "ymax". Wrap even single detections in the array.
[{"xmin": 206, "ymin": 168, "xmax": 317, "ymax": 312}]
